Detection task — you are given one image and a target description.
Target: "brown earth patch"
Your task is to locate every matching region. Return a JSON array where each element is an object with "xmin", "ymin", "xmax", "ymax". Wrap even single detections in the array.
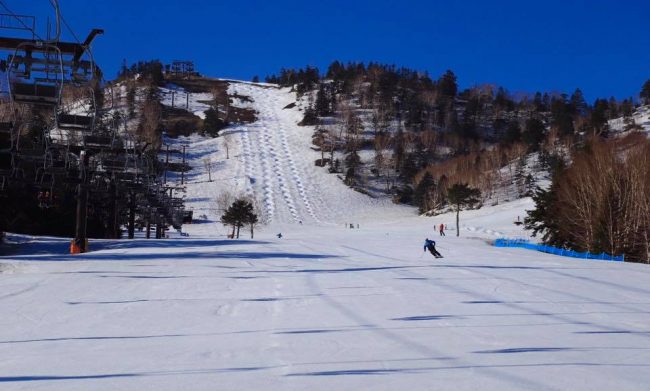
[{"xmin": 164, "ymin": 76, "xmax": 258, "ymax": 128}]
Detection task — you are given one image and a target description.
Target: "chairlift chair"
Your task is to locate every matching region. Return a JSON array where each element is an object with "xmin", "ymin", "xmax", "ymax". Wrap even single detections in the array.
[
  {"xmin": 83, "ymin": 133, "xmax": 117, "ymax": 150},
  {"xmin": 11, "ymin": 81, "xmax": 59, "ymax": 106},
  {"xmin": 57, "ymin": 113, "xmax": 93, "ymax": 131},
  {"xmin": 7, "ymin": 41, "xmax": 64, "ymax": 108}
]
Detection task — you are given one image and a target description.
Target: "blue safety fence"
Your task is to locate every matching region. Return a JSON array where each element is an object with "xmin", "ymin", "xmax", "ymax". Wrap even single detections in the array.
[{"xmin": 494, "ymin": 239, "xmax": 625, "ymax": 262}]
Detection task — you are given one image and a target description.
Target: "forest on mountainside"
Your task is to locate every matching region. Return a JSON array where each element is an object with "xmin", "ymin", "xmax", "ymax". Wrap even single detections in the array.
[{"xmin": 267, "ymin": 62, "xmax": 650, "ymax": 262}]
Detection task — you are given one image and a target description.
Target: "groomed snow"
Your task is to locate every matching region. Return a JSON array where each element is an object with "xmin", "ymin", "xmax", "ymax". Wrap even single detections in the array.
[{"xmin": 1, "ymin": 83, "xmax": 649, "ymax": 391}]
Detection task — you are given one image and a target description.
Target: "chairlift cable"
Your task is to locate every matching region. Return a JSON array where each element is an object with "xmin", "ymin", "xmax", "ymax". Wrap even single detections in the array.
[{"xmin": 59, "ymin": 12, "xmax": 81, "ymax": 45}]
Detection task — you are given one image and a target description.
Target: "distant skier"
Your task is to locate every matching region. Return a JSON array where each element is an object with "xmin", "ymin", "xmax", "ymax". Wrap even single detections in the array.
[
  {"xmin": 424, "ymin": 238, "xmax": 443, "ymax": 258},
  {"xmin": 439, "ymin": 223, "xmax": 446, "ymax": 236},
  {"xmin": 277, "ymin": 233, "xmax": 283, "ymax": 239}
]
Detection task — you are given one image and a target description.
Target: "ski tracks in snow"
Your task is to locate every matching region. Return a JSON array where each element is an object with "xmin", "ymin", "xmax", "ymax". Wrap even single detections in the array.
[
  {"xmin": 238, "ymin": 123, "xmax": 256, "ymax": 199},
  {"xmin": 234, "ymin": 85, "xmax": 322, "ymax": 225}
]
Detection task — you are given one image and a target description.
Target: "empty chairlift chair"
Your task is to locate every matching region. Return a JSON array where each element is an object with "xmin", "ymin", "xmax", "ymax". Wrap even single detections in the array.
[
  {"xmin": 7, "ymin": 43, "xmax": 64, "ymax": 108},
  {"xmin": 12, "ymin": 82, "xmax": 60, "ymax": 106},
  {"xmin": 57, "ymin": 113, "xmax": 94, "ymax": 132},
  {"xmin": 83, "ymin": 134, "xmax": 117, "ymax": 150}
]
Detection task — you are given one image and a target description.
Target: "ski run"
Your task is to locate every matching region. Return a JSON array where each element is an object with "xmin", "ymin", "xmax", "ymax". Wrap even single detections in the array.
[{"xmin": 1, "ymin": 82, "xmax": 649, "ymax": 391}]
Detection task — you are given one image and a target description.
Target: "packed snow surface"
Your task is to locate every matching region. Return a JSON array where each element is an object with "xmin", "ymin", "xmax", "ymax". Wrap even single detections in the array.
[{"xmin": 1, "ymin": 82, "xmax": 648, "ymax": 391}]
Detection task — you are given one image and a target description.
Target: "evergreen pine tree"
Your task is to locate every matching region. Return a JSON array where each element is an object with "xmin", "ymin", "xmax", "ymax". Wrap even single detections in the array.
[
  {"xmin": 640, "ymin": 79, "xmax": 650, "ymax": 105},
  {"xmin": 438, "ymin": 70, "xmax": 458, "ymax": 98},
  {"xmin": 533, "ymin": 92, "xmax": 546, "ymax": 111},
  {"xmin": 399, "ymin": 153, "xmax": 418, "ymax": 182},
  {"xmin": 522, "ymin": 118, "xmax": 545, "ymax": 151},
  {"xmin": 344, "ymin": 151, "xmax": 362, "ymax": 186},
  {"xmin": 503, "ymin": 121, "xmax": 522, "ymax": 145},
  {"xmin": 414, "ymin": 172, "xmax": 436, "ymax": 214},
  {"xmin": 550, "ymin": 96, "xmax": 575, "ymax": 136},
  {"xmin": 299, "ymin": 105, "xmax": 319, "ymax": 126},
  {"xmin": 524, "ymin": 184, "xmax": 565, "ymax": 247},
  {"xmin": 591, "ymin": 99, "xmax": 609, "ymax": 136},
  {"xmin": 315, "ymin": 83, "xmax": 331, "ymax": 116},
  {"xmin": 220, "ymin": 199, "xmax": 257, "ymax": 239},
  {"xmin": 570, "ymin": 88, "xmax": 588, "ymax": 116},
  {"xmin": 203, "ymin": 108, "xmax": 226, "ymax": 137}
]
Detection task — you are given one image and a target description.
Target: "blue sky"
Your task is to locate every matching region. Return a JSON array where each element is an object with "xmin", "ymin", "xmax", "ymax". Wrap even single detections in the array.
[{"xmin": 8, "ymin": 0, "xmax": 650, "ymax": 101}]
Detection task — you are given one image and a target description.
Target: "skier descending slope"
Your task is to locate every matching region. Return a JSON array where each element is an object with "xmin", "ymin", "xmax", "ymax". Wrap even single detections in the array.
[{"xmin": 424, "ymin": 238, "xmax": 443, "ymax": 258}]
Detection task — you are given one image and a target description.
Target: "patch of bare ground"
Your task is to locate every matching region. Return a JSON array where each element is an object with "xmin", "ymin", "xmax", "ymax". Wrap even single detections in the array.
[
  {"xmin": 162, "ymin": 105, "xmax": 202, "ymax": 138},
  {"xmin": 163, "ymin": 76, "xmax": 258, "ymax": 137}
]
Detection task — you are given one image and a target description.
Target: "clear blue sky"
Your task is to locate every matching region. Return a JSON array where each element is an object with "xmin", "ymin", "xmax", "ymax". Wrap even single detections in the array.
[{"xmin": 9, "ymin": 0, "xmax": 650, "ymax": 101}]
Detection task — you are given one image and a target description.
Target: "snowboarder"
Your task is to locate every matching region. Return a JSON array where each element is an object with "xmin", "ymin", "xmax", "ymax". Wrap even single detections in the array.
[
  {"xmin": 439, "ymin": 223, "xmax": 446, "ymax": 236},
  {"xmin": 424, "ymin": 238, "xmax": 443, "ymax": 258}
]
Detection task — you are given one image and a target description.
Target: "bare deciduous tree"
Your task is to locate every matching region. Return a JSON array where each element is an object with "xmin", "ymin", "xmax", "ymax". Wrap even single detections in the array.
[
  {"xmin": 203, "ymin": 157, "xmax": 213, "ymax": 182},
  {"xmin": 222, "ymin": 132, "xmax": 232, "ymax": 159},
  {"xmin": 553, "ymin": 137, "xmax": 650, "ymax": 262}
]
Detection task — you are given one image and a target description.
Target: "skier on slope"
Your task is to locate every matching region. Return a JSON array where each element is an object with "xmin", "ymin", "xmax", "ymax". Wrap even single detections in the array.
[{"xmin": 424, "ymin": 238, "xmax": 443, "ymax": 258}]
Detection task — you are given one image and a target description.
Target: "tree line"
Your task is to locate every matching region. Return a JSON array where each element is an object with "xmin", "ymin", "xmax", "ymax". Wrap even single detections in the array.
[
  {"xmin": 525, "ymin": 135, "xmax": 649, "ymax": 263},
  {"xmin": 267, "ymin": 61, "xmax": 649, "ymax": 261}
]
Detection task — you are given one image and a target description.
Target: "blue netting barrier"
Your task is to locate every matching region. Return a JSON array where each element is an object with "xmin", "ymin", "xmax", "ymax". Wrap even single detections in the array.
[{"xmin": 494, "ymin": 239, "xmax": 625, "ymax": 262}]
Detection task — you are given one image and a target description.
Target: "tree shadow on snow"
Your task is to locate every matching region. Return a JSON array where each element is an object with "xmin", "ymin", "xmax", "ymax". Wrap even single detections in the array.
[
  {"xmin": 0, "ymin": 366, "xmax": 275, "ymax": 383},
  {"xmin": 1, "ymin": 236, "xmax": 273, "ymax": 259},
  {"xmin": 248, "ymin": 266, "xmax": 414, "ymax": 274},
  {"xmin": 391, "ymin": 315, "xmax": 460, "ymax": 321},
  {"xmin": 13, "ymin": 250, "xmax": 335, "ymax": 262},
  {"xmin": 1, "ymin": 237, "xmax": 337, "ymax": 263},
  {"xmin": 473, "ymin": 347, "xmax": 574, "ymax": 354}
]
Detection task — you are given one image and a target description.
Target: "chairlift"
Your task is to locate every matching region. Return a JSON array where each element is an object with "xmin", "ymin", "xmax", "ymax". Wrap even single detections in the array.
[
  {"xmin": 57, "ymin": 113, "xmax": 93, "ymax": 131},
  {"xmin": 3, "ymin": 1, "xmax": 100, "ymax": 106},
  {"xmin": 83, "ymin": 133, "xmax": 117, "ymax": 150},
  {"xmin": 56, "ymin": 83, "xmax": 98, "ymax": 135},
  {"xmin": 8, "ymin": 45, "xmax": 64, "ymax": 107}
]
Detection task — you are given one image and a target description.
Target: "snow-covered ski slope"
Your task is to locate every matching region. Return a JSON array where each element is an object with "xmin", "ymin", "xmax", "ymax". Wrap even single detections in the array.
[
  {"xmin": 2, "ymin": 223, "xmax": 649, "ymax": 391},
  {"xmin": 1, "ymin": 82, "xmax": 649, "ymax": 391},
  {"xmin": 165, "ymin": 82, "xmax": 409, "ymax": 232}
]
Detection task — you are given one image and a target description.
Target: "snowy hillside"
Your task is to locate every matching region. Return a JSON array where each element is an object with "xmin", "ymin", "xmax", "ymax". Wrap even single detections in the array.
[
  {"xmin": 1, "ymin": 81, "xmax": 649, "ymax": 391},
  {"xmin": 609, "ymin": 105, "xmax": 650, "ymax": 134},
  {"xmin": 164, "ymin": 81, "xmax": 410, "ymax": 232}
]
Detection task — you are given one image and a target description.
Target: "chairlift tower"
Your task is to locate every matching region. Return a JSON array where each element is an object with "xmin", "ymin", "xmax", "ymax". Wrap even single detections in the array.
[
  {"xmin": 0, "ymin": 2, "xmax": 187, "ymax": 250},
  {"xmin": 0, "ymin": 0, "xmax": 102, "ymax": 252}
]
